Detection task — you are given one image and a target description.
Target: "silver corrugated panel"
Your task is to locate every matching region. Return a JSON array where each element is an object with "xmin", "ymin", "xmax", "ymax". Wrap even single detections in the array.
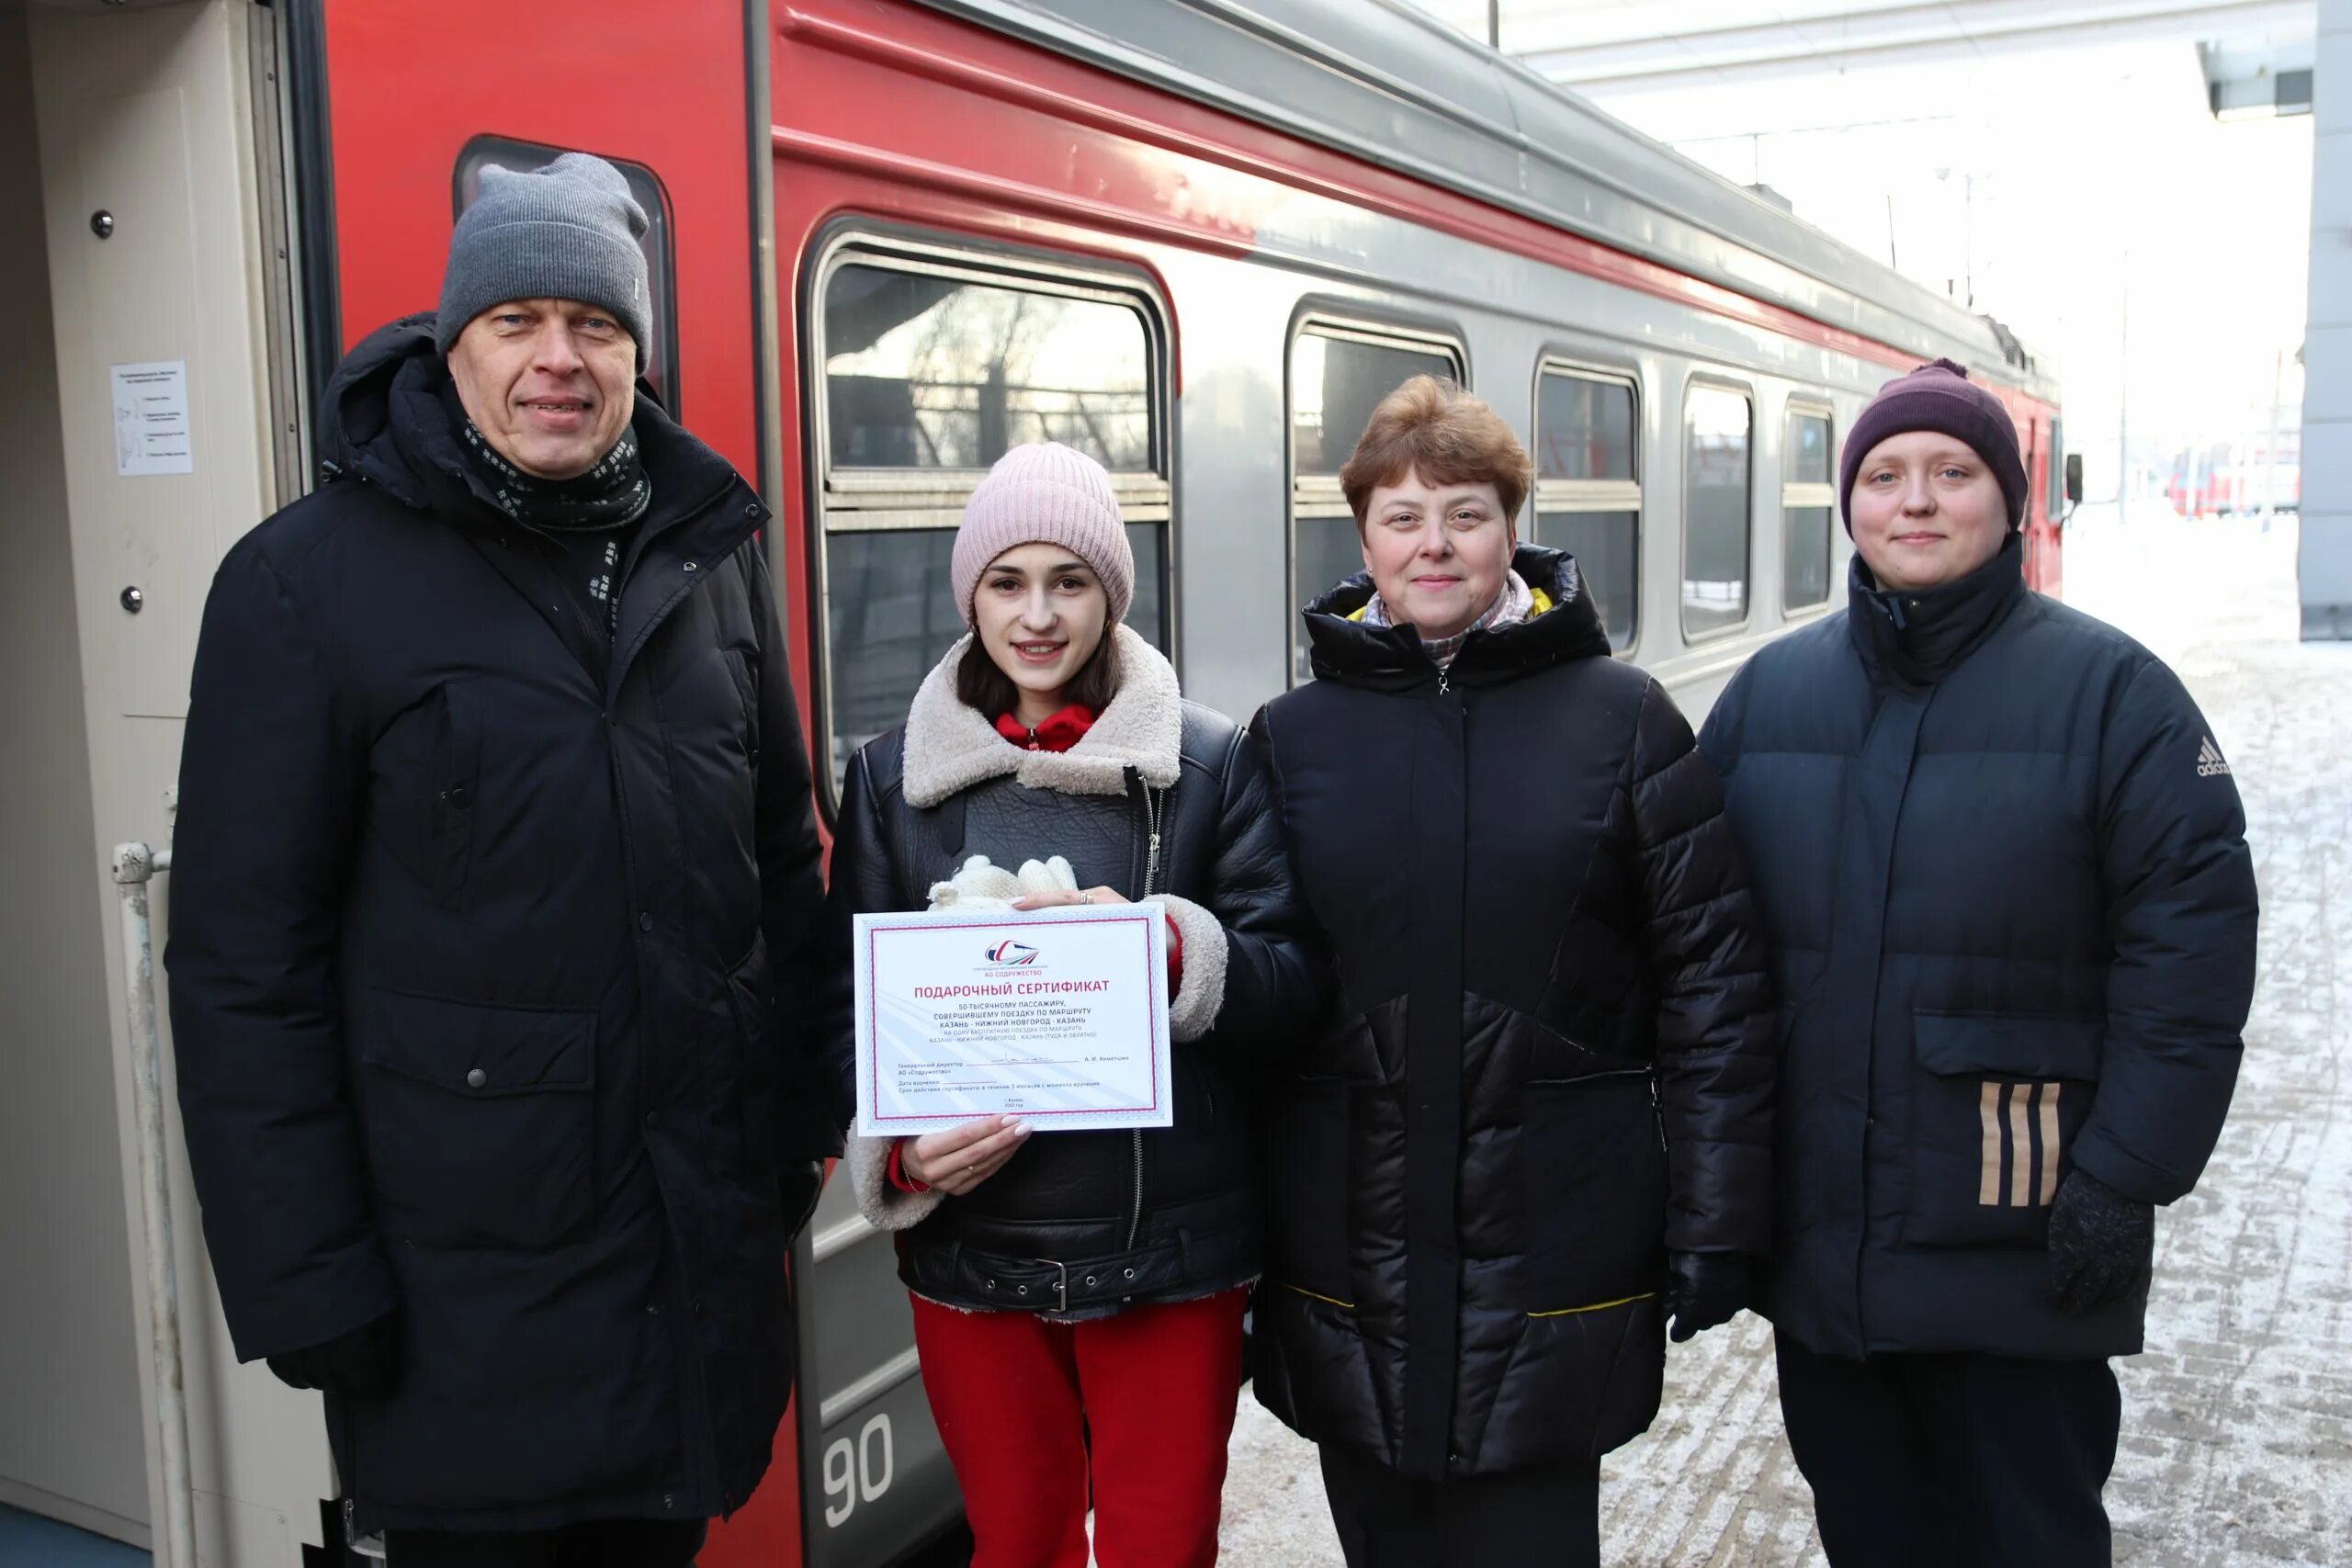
[{"xmin": 910, "ymin": 0, "xmax": 2064, "ymax": 401}]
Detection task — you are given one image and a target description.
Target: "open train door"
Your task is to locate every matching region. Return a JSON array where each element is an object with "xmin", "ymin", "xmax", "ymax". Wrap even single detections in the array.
[{"xmin": 291, "ymin": 3, "xmax": 800, "ymax": 1563}]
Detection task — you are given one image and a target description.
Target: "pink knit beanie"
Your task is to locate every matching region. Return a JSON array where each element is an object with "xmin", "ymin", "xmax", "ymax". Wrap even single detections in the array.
[{"xmin": 950, "ymin": 443, "xmax": 1134, "ymax": 628}]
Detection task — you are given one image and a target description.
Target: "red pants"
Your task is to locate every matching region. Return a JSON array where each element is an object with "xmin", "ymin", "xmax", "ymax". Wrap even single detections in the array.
[{"xmin": 910, "ymin": 1288, "xmax": 1248, "ymax": 1568}]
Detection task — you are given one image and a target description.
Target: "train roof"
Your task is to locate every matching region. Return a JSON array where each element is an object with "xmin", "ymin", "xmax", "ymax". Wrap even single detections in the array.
[{"xmin": 916, "ymin": 0, "xmax": 2064, "ymax": 405}]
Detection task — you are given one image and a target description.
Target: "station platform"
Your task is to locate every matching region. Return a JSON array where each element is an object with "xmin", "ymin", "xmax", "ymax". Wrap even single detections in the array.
[{"xmin": 1218, "ymin": 509, "xmax": 2350, "ymax": 1567}]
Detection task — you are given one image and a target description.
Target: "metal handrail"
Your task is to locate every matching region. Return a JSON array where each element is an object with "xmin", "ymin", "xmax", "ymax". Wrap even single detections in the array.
[{"xmin": 110, "ymin": 838, "xmax": 197, "ymax": 1568}]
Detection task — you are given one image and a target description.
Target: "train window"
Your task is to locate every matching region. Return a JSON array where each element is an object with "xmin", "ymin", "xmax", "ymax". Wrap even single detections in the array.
[
  {"xmin": 1289, "ymin": 321, "xmax": 1464, "ymax": 683},
  {"xmin": 1533, "ymin": 363, "xmax": 1641, "ymax": 649},
  {"xmin": 811, "ymin": 243, "xmax": 1172, "ymax": 799},
  {"xmin": 453, "ymin": 138, "xmax": 680, "ymax": 412},
  {"xmin": 1681, "ymin": 383, "xmax": 1753, "ymax": 640},
  {"xmin": 1781, "ymin": 405, "xmax": 1836, "ymax": 612},
  {"xmin": 822, "ymin": 265, "xmax": 1154, "ymax": 470}
]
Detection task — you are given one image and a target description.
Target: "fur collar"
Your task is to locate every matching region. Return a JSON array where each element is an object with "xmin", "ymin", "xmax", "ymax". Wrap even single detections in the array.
[{"xmin": 901, "ymin": 625, "xmax": 1182, "ymax": 808}]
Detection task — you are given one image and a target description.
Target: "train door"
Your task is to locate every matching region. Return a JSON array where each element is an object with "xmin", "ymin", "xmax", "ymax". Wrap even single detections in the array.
[
  {"xmin": 299, "ymin": 4, "xmax": 800, "ymax": 1563},
  {"xmin": 2038, "ymin": 416, "xmax": 2066, "ymax": 599},
  {"xmin": 2020, "ymin": 414, "xmax": 2065, "ymax": 597}
]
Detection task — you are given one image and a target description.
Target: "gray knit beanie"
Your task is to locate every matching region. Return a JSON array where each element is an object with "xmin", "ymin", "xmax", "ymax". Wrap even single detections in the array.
[
  {"xmin": 950, "ymin": 444, "xmax": 1134, "ymax": 627},
  {"xmin": 435, "ymin": 152, "xmax": 650, "ymax": 367}
]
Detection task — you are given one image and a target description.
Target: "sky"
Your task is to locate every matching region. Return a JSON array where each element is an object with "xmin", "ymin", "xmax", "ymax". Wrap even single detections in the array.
[{"xmin": 1400, "ymin": 8, "xmax": 2317, "ymax": 496}]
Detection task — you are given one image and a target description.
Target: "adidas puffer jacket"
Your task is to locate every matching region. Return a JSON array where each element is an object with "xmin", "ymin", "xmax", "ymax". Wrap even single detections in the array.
[{"xmin": 1699, "ymin": 541, "xmax": 2257, "ymax": 1361}]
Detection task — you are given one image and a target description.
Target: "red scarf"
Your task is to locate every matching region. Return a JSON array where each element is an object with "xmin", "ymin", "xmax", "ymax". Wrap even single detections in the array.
[{"xmin": 994, "ymin": 705, "xmax": 1097, "ymax": 753}]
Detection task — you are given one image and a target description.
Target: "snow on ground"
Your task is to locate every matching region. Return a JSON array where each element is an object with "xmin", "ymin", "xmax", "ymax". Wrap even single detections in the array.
[{"xmin": 1218, "ymin": 509, "xmax": 2352, "ymax": 1566}]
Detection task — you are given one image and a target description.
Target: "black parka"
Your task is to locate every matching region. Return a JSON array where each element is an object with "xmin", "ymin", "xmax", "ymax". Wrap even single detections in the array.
[
  {"xmin": 829, "ymin": 629, "xmax": 1324, "ymax": 1315},
  {"xmin": 165, "ymin": 317, "xmax": 848, "ymax": 1533},
  {"xmin": 1250, "ymin": 547, "xmax": 1778, "ymax": 1480},
  {"xmin": 1697, "ymin": 536, "xmax": 2258, "ymax": 1360}
]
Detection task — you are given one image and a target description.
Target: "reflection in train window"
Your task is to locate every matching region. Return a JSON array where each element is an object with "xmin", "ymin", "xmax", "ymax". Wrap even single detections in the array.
[
  {"xmin": 1782, "ymin": 405, "xmax": 1836, "ymax": 612},
  {"xmin": 823, "ymin": 265, "xmax": 1153, "ymax": 471},
  {"xmin": 812, "ymin": 245, "xmax": 1172, "ymax": 802},
  {"xmin": 1682, "ymin": 384, "xmax": 1754, "ymax": 640},
  {"xmin": 453, "ymin": 136, "xmax": 680, "ymax": 411},
  {"xmin": 1288, "ymin": 322, "xmax": 1464, "ymax": 684},
  {"xmin": 1533, "ymin": 365, "xmax": 1641, "ymax": 649}
]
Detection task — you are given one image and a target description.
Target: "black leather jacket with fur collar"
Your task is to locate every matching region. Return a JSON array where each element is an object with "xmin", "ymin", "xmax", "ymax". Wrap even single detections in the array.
[{"xmin": 827, "ymin": 626, "xmax": 1325, "ymax": 1317}]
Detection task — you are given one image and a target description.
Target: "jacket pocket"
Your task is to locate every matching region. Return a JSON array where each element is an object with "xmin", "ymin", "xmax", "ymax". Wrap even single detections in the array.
[
  {"xmin": 722, "ymin": 934, "xmax": 776, "ymax": 1179},
  {"xmin": 1263, "ymin": 1073, "xmax": 1354, "ymax": 1304},
  {"xmin": 722, "ymin": 646, "xmax": 759, "ymax": 770},
  {"xmin": 355, "ymin": 988, "xmax": 596, "ymax": 1250},
  {"xmin": 1900, "ymin": 1011, "xmax": 2100, "ymax": 1249},
  {"xmin": 367, "ymin": 682, "xmax": 481, "ymax": 911},
  {"xmin": 1521, "ymin": 1068, "xmax": 1668, "ymax": 1307}
]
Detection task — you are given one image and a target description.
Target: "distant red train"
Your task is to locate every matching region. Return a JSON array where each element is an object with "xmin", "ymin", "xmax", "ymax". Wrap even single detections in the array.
[{"xmin": 2167, "ymin": 442, "xmax": 2301, "ymax": 517}]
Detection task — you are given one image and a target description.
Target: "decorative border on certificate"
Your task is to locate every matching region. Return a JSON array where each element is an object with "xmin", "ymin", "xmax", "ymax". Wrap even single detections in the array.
[{"xmin": 852, "ymin": 903, "xmax": 1174, "ymax": 1137}]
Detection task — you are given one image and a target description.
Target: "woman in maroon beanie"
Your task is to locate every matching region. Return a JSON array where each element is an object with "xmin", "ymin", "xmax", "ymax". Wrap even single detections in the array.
[{"xmin": 1698, "ymin": 359, "xmax": 2259, "ymax": 1565}]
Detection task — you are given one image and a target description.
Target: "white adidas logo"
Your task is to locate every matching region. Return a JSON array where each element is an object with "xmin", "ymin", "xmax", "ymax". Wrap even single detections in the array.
[{"xmin": 2197, "ymin": 737, "xmax": 2232, "ymax": 778}]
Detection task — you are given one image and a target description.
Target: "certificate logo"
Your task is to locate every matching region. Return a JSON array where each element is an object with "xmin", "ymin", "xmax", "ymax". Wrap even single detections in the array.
[{"xmin": 984, "ymin": 938, "xmax": 1041, "ymax": 966}]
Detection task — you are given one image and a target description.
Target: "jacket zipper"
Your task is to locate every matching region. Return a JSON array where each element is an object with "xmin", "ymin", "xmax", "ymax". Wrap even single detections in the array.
[
  {"xmin": 1142, "ymin": 784, "xmax": 1165, "ymax": 897},
  {"xmin": 1127, "ymin": 784, "xmax": 1167, "ymax": 1250},
  {"xmin": 1541, "ymin": 1062, "xmax": 1649, "ymax": 1086},
  {"xmin": 334, "ymin": 1400, "xmax": 364, "ymax": 1551},
  {"xmin": 1537, "ymin": 1060, "xmax": 1662, "ymax": 1147}
]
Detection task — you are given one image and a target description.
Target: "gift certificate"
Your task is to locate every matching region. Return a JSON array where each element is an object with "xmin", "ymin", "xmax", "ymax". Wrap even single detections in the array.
[{"xmin": 853, "ymin": 904, "xmax": 1172, "ymax": 1137}]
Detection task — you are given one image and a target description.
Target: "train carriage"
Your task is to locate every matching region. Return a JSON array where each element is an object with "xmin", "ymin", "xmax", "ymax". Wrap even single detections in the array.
[{"xmin": 0, "ymin": 1, "xmax": 2069, "ymax": 1565}]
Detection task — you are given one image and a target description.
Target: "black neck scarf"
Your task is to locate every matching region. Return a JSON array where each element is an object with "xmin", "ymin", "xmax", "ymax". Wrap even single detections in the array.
[
  {"xmin": 1848, "ymin": 530, "xmax": 2027, "ymax": 688},
  {"xmin": 439, "ymin": 378, "xmax": 652, "ymax": 533}
]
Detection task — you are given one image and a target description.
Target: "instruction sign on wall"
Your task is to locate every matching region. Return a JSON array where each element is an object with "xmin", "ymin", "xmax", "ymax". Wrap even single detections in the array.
[{"xmin": 108, "ymin": 361, "xmax": 193, "ymax": 476}]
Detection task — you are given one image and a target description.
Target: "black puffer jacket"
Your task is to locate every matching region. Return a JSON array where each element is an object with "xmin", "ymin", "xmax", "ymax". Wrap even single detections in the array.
[
  {"xmin": 830, "ymin": 626, "xmax": 1324, "ymax": 1316},
  {"xmin": 1698, "ymin": 536, "xmax": 2258, "ymax": 1359},
  {"xmin": 166, "ymin": 317, "xmax": 847, "ymax": 1533},
  {"xmin": 1251, "ymin": 547, "xmax": 1778, "ymax": 1480}
]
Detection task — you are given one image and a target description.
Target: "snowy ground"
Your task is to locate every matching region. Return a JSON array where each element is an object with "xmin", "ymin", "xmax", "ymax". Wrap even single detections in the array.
[{"xmin": 1217, "ymin": 509, "xmax": 2352, "ymax": 1566}]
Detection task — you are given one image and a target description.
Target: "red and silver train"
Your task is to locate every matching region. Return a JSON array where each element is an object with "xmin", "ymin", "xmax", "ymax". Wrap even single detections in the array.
[{"xmin": 0, "ymin": 2, "xmax": 2070, "ymax": 1564}]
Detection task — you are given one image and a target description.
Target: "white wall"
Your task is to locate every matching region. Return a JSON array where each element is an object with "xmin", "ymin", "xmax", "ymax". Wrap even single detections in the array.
[
  {"xmin": 0, "ymin": 2, "xmax": 152, "ymax": 1545},
  {"xmin": 2304, "ymin": 0, "xmax": 2352, "ymax": 637},
  {"xmin": 23, "ymin": 2, "xmax": 340, "ymax": 1559}
]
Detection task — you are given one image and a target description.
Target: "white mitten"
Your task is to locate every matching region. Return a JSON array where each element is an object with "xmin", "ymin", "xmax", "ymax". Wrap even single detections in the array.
[
  {"xmin": 926, "ymin": 854, "xmax": 1022, "ymax": 910},
  {"xmin": 1016, "ymin": 856, "xmax": 1080, "ymax": 900},
  {"xmin": 923, "ymin": 852, "xmax": 1080, "ymax": 911}
]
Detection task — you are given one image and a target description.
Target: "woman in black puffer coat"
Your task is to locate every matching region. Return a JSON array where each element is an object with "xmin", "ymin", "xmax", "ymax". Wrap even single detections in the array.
[
  {"xmin": 1250, "ymin": 378, "xmax": 1780, "ymax": 1568},
  {"xmin": 825, "ymin": 441, "xmax": 1321, "ymax": 1568}
]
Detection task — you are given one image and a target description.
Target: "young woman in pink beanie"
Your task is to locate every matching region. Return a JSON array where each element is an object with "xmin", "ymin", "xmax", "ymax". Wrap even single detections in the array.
[{"xmin": 823, "ymin": 442, "xmax": 1324, "ymax": 1567}]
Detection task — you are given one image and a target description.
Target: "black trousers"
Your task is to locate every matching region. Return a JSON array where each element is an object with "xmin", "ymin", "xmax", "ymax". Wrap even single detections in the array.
[
  {"xmin": 1317, "ymin": 1443, "xmax": 1600, "ymax": 1568},
  {"xmin": 382, "ymin": 1519, "xmax": 706, "ymax": 1567},
  {"xmin": 1775, "ymin": 1335, "xmax": 2120, "ymax": 1568}
]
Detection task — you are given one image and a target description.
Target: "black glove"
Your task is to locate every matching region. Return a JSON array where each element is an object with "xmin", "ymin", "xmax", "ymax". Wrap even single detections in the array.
[
  {"xmin": 266, "ymin": 1312, "xmax": 401, "ymax": 1400},
  {"xmin": 2046, "ymin": 1168, "xmax": 2154, "ymax": 1315},
  {"xmin": 1665, "ymin": 1251, "xmax": 1753, "ymax": 1343}
]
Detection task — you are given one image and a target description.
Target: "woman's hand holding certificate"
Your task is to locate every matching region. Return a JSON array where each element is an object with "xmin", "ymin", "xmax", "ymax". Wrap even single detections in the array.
[
  {"xmin": 852, "ymin": 897, "xmax": 1175, "ymax": 1139},
  {"xmin": 900, "ymin": 1114, "xmax": 1031, "ymax": 1194}
]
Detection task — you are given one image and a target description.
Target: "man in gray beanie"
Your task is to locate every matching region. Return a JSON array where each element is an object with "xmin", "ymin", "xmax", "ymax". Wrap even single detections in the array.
[{"xmin": 166, "ymin": 151, "xmax": 847, "ymax": 1564}]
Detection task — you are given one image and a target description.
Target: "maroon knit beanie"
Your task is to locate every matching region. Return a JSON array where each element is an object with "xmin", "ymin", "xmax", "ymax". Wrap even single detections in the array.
[{"xmin": 1838, "ymin": 357, "xmax": 2028, "ymax": 535}]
